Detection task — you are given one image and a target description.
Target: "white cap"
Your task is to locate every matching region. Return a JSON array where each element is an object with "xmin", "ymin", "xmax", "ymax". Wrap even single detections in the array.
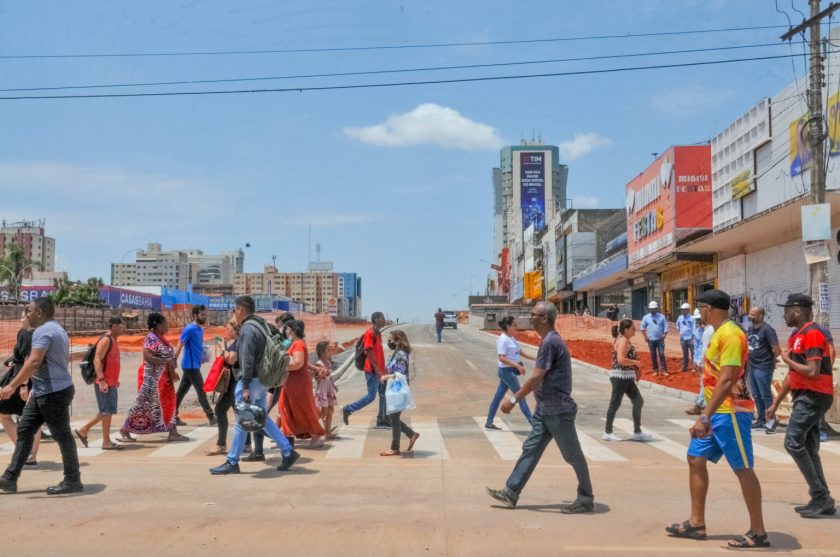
[
  {"xmin": 680, "ymin": 303, "xmax": 691, "ymax": 310},
  {"xmin": 692, "ymin": 308, "xmax": 701, "ymax": 319},
  {"xmin": 648, "ymin": 301, "xmax": 659, "ymax": 309}
]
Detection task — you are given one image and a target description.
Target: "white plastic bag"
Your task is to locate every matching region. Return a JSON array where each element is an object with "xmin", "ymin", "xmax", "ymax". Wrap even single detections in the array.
[{"xmin": 385, "ymin": 372, "xmax": 415, "ymax": 414}]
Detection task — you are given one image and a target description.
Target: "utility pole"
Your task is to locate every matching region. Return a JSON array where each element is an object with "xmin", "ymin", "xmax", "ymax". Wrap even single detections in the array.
[{"xmin": 782, "ymin": 0, "xmax": 840, "ymax": 327}]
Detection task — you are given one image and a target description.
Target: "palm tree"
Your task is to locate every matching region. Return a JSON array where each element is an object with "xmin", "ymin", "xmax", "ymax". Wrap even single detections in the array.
[{"xmin": 0, "ymin": 243, "xmax": 39, "ymax": 301}]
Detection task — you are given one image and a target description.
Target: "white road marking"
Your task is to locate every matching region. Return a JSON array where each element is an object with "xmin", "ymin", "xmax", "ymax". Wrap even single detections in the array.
[
  {"xmin": 465, "ymin": 360, "xmax": 477, "ymax": 370},
  {"xmin": 820, "ymin": 442, "xmax": 840, "ymax": 455},
  {"xmin": 667, "ymin": 418, "xmax": 793, "ymax": 464},
  {"xmin": 149, "ymin": 427, "xmax": 217, "ymax": 457},
  {"xmin": 474, "ymin": 416, "xmax": 522, "ymax": 461},
  {"xmin": 611, "ymin": 418, "xmax": 687, "ymax": 461},
  {"xmin": 576, "ymin": 431, "xmax": 627, "ymax": 462},
  {"xmin": 327, "ymin": 423, "xmax": 370, "ymax": 459},
  {"xmin": 407, "ymin": 419, "xmax": 450, "ymax": 459}
]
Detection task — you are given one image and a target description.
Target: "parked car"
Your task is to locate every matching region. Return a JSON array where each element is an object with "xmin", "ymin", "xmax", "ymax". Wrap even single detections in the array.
[{"xmin": 443, "ymin": 310, "xmax": 458, "ymax": 329}]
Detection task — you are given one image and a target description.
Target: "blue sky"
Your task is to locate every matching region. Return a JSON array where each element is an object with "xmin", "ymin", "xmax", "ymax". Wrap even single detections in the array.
[{"xmin": 0, "ymin": 1, "xmax": 813, "ymax": 322}]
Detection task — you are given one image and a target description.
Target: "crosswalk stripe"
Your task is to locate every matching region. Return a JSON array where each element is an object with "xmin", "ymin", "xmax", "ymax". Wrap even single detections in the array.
[
  {"xmin": 327, "ymin": 423, "xmax": 370, "ymax": 459},
  {"xmin": 408, "ymin": 419, "xmax": 450, "ymax": 459},
  {"xmin": 576, "ymin": 431, "xmax": 628, "ymax": 462},
  {"xmin": 465, "ymin": 360, "xmax": 477, "ymax": 370},
  {"xmin": 473, "ymin": 416, "xmax": 521, "ymax": 461},
  {"xmin": 611, "ymin": 418, "xmax": 687, "ymax": 461},
  {"xmin": 819, "ymin": 442, "xmax": 840, "ymax": 455},
  {"xmin": 667, "ymin": 418, "xmax": 793, "ymax": 464},
  {"xmin": 149, "ymin": 427, "xmax": 217, "ymax": 457}
]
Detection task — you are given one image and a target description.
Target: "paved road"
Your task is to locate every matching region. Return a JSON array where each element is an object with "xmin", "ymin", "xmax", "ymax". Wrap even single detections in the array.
[{"xmin": 1, "ymin": 324, "xmax": 838, "ymax": 556}]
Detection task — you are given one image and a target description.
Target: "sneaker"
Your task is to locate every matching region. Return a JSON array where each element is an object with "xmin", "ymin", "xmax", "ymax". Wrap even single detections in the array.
[
  {"xmin": 485, "ymin": 423, "xmax": 502, "ymax": 431},
  {"xmin": 765, "ymin": 423, "xmax": 777, "ymax": 434},
  {"xmin": 799, "ymin": 498, "xmax": 837, "ymax": 518},
  {"xmin": 751, "ymin": 420, "xmax": 765, "ymax": 430},
  {"xmin": 0, "ymin": 476, "xmax": 17, "ymax": 494},
  {"xmin": 486, "ymin": 486, "xmax": 517, "ymax": 509},
  {"xmin": 277, "ymin": 450, "xmax": 300, "ymax": 471},
  {"xmin": 341, "ymin": 407, "xmax": 350, "ymax": 426},
  {"xmin": 46, "ymin": 480, "xmax": 84, "ymax": 495},
  {"xmin": 561, "ymin": 500, "xmax": 594, "ymax": 514},
  {"xmin": 242, "ymin": 452, "xmax": 265, "ymax": 462},
  {"xmin": 175, "ymin": 417, "xmax": 187, "ymax": 427},
  {"xmin": 631, "ymin": 431, "xmax": 654, "ymax": 442},
  {"xmin": 375, "ymin": 421, "xmax": 391, "ymax": 429},
  {"xmin": 209, "ymin": 461, "xmax": 240, "ymax": 475},
  {"xmin": 602, "ymin": 432, "xmax": 622, "ymax": 442},
  {"xmin": 685, "ymin": 404, "xmax": 702, "ymax": 415}
]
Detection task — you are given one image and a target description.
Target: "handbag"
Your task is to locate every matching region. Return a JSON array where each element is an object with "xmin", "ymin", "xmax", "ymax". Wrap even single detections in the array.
[
  {"xmin": 214, "ymin": 368, "xmax": 231, "ymax": 395},
  {"xmin": 204, "ymin": 355, "xmax": 227, "ymax": 393}
]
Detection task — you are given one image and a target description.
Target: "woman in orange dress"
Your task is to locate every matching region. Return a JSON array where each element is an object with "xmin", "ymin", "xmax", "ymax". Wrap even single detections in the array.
[{"xmin": 278, "ymin": 320, "xmax": 326, "ymax": 448}]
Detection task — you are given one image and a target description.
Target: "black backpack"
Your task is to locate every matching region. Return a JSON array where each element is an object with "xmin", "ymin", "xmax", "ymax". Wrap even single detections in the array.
[
  {"xmin": 79, "ymin": 336, "xmax": 112, "ymax": 385},
  {"xmin": 354, "ymin": 329, "xmax": 378, "ymax": 371}
]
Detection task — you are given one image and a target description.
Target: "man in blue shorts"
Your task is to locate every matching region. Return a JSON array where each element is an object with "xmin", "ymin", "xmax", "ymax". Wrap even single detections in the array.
[{"xmin": 665, "ymin": 289, "xmax": 769, "ymax": 549}]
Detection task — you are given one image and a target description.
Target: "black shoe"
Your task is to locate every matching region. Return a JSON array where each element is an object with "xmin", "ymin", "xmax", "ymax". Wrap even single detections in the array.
[
  {"xmin": 485, "ymin": 423, "xmax": 502, "ymax": 431},
  {"xmin": 277, "ymin": 450, "xmax": 300, "ymax": 471},
  {"xmin": 242, "ymin": 452, "xmax": 265, "ymax": 462},
  {"xmin": 375, "ymin": 420, "xmax": 391, "ymax": 429},
  {"xmin": 175, "ymin": 417, "xmax": 187, "ymax": 427},
  {"xmin": 209, "ymin": 461, "xmax": 240, "ymax": 475},
  {"xmin": 342, "ymin": 407, "xmax": 350, "ymax": 426},
  {"xmin": 486, "ymin": 487, "xmax": 517, "ymax": 508},
  {"xmin": 0, "ymin": 476, "xmax": 17, "ymax": 494},
  {"xmin": 799, "ymin": 497, "xmax": 837, "ymax": 518},
  {"xmin": 561, "ymin": 500, "xmax": 594, "ymax": 514},
  {"xmin": 751, "ymin": 420, "xmax": 765, "ymax": 430},
  {"xmin": 46, "ymin": 480, "xmax": 84, "ymax": 495},
  {"xmin": 208, "ymin": 415, "xmax": 218, "ymax": 426}
]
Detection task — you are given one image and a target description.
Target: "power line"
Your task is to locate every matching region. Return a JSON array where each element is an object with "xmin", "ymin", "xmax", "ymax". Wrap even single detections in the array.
[
  {"xmin": 0, "ymin": 24, "xmax": 804, "ymax": 60},
  {"xmin": 0, "ymin": 41, "xmax": 793, "ymax": 93},
  {"xmin": 0, "ymin": 53, "xmax": 801, "ymax": 101}
]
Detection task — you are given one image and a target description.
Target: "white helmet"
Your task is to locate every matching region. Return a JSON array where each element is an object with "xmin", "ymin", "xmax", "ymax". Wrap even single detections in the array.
[
  {"xmin": 680, "ymin": 303, "xmax": 691, "ymax": 310},
  {"xmin": 648, "ymin": 301, "xmax": 659, "ymax": 309},
  {"xmin": 692, "ymin": 308, "xmax": 701, "ymax": 319}
]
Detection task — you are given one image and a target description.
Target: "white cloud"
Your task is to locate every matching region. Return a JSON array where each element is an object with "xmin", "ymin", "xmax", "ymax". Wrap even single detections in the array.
[
  {"xmin": 572, "ymin": 195, "xmax": 599, "ymax": 209},
  {"xmin": 652, "ymin": 86, "xmax": 736, "ymax": 117},
  {"xmin": 343, "ymin": 103, "xmax": 503, "ymax": 150},
  {"xmin": 557, "ymin": 132, "xmax": 612, "ymax": 161}
]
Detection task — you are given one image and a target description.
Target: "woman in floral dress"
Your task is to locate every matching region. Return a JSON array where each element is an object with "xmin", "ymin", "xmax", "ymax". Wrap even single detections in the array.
[{"xmin": 120, "ymin": 313, "xmax": 188, "ymax": 442}]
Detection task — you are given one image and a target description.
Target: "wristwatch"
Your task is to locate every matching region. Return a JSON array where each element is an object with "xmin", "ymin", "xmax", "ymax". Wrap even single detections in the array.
[
  {"xmin": 509, "ymin": 395, "xmax": 517, "ymax": 405},
  {"xmin": 698, "ymin": 415, "xmax": 709, "ymax": 424}
]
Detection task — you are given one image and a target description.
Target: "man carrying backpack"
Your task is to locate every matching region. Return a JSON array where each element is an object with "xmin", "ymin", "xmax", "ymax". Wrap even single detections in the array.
[
  {"xmin": 342, "ymin": 312, "xmax": 386, "ymax": 427},
  {"xmin": 210, "ymin": 296, "xmax": 298, "ymax": 475},
  {"xmin": 74, "ymin": 316, "xmax": 125, "ymax": 450}
]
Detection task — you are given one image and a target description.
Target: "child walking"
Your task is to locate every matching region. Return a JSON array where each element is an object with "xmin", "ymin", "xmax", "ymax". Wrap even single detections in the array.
[{"xmin": 314, "ymin": 341, "xmax": 338, "ymax": 438}]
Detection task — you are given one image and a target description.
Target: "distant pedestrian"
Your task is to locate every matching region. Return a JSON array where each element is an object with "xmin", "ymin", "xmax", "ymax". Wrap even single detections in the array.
[
  {"xmin": 486, "ymin": 301, "xmax": 594, "ymax": 514},
  {"xmin": 745, "ymin": 307, "xmax": 780, "ymax": 433},
  {"xmin": 685, "ymin": 310, "xmax": 713, "ymax": 415},
  {"xmin": 205, "ymin": 318, "xmax": 240, "ymax": 456},
  {"xmin": 74, "ymin": 316, "xmax": 126, "ymax": 450},
  {"xmin": 602, "ymin": 319, "xmax": 652, "ymax": 442},
  {"xmin": 582, "ymin": 306, "xmax": 591, "ymax": 317},
  {"xmin": 606, "ymin": 304, "xmax": 619, "ymax": 322},
  {"xmin": 434, "ymin": 308, "xmax": 445, "ymax": 343},
  {"xmin": 341, "ymin": 312, "xmax": 387, "ymax": 427},
  {"xmin": 676, "ymin": 303, "xmax": 695, "ymax": 372},
  {"xmin": 209, "ymin": 296, "xmax": 298, "ymax": 475},
  {"xmin": 0, "ymin": 297, "xmax": 83, "ymax": 495},
  {"xmin": 641, "ymin": 301, "xmax": 669, "ymax": 376},
  {"xmin": 379, "ymin": 330, "xmax": 420, "ymax": 456},
  {"xmin": 278, "ymin": 319, "xmax": 326, "ymax": 449},
  {"xmin": 0, "ymin": 311, "xmax": 41, "ymax": 466},
  {"xmin": 314, "ymin": 341, "xmax": 338, "ymax": 438},
  {"xmin": 767, "ymin": 294, "xmax": 835, "ymax": 518},
  {"xmin": 485, "ymin": 316, "xmax": 532, "ymax": 430},
  {"xmin": 174, "ymin": 305, "xmax": 215, "ymax": 426},
  {"xmin": 666, "ymin": 289, "xmax": 768, "ymax": 549}
]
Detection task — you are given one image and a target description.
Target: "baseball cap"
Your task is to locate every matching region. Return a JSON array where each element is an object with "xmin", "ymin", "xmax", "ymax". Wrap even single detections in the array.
[
  {"xmin": 695, "ymin": 289, "xmax": 731, "ymax": 311},
  {"xmin": 776, "ymin": 293, "xmax": 814, "ymax": 308},
  {"xmin": 648, "ymin": 301, "xmax": 659, "ymax": 309},
  {"xmin": 680, "ymin": 303, "xmax": 691, "ymax": 310}
]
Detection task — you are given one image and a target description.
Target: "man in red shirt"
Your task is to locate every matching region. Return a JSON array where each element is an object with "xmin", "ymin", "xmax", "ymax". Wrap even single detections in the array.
[
  {"xmin": 342, "ymin": 312, "xmax": 386, "ymax": 426},
  {"xmin": 75, "ymin": 316, "xmax": 125, "ymax": 450},
  {"xmin": 767, "ymin": 294, "xmax": 835, "ymax": 519}
]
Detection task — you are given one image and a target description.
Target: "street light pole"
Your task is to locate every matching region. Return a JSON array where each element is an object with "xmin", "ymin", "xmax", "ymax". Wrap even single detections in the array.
[{"xmin": 0, "ymin": 262, "xmax": 36, "ymax": 302}]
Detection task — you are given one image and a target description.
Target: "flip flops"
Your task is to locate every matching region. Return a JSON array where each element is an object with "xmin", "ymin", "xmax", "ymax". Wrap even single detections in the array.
[
  {"xmin": 665, "ymin": 519, "xmax": 707, "ymax": 540},
  {"xmin": 74, "ymin": 429, "xmax": 89, "ymax": 448},
  {"xmin": 101, "ymin": 444, "xmax": 124, "ymax": 451}
]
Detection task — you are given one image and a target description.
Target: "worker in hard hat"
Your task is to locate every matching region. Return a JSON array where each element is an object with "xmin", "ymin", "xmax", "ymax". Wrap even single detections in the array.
[{"xmin": 676, "ymin": 303, "xmax": 696, "ymax": 372}]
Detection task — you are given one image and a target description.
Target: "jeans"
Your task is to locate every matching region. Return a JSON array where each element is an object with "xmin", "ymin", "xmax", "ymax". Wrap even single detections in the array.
[
  {"xmin": 3, "ymin": 386, "xmax": 80, "ymax": 483},
  {"xmin": 604, "ymin": 377, "xmax": 643, "ymax": 434},
  {"xmin": 748, "ymin": 367, "xmax": 774, "ymax": 425},
  {"xmin": 226, "ymin": 379, "xmax": 292, "ymax": 464},
  {"xmin": 502, "ymin": 409, "xmax": 593, "ymax": 505},
  {"xmin": 680, "ymin": 338, "xmax": 693, "ymax": 370},
  {"xmin": 176, "ymin": 368, "xmax": 214, "ymax": 418},
  {"xmin": 214, "ymin": 377, "xmax": 236, "ymax": 447},
  {"xmin": 377, "ymin": 381, "xmax": 388, "ymax": 424},
  {"xmin": 436, "ymin": 326, "xmax": 442, "ymax": 343},
  {"xmin": 647, "ymin": 339, "xmax": 667, "ymax": 372},
  {"xmin": 344, "ymin": 371, "xmax": 379, "ymax": 415},
  {"xmin": 389, "ymin": 411, "xmax": 416, "ymax": 451},
  {"xmin": 253, "ymin": 386, "xmax": 282, "ymax": 454},
  {"xmin": 784, "ymin": 393, "xmax": 834, "ymax": 503},
  {"xmin": 486, "ymin": 367, "xmax": 533, "ymax": 424}
]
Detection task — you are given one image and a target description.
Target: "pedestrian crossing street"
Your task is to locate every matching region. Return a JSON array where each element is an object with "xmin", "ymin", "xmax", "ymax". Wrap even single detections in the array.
[{"xmin": 3, "ymin": 415, "xmax": 840, "ymax": 467}]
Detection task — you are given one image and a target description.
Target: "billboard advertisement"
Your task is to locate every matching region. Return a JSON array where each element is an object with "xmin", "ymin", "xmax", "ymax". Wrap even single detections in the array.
[
  {"xmin": 626, "ymin": 145, "xmax": 711, "ymax": 269},
  {"xmin": 98, "ymin": 285, "xmax": 162, "ymax": 310},
  {"xmin": 520, "ymin": 152, "xmax": 546, "ymax": 232},
  {"xmin": 789, "ymin": 113, "xmax": 812, "ymax": 177},
  {"xmin": 828, "ymin": 91, "xmax": 840, "ymax": 158},
  {"xmin": 729, "ymin": 169, "xmax": 753, "ymax": 200},
  {"xmin": 543, "ymin": 235, "xmax": 557, "ymax": 292},
  {"xmin": 208, "ymin": 296, "xmax": 237, "ymax": 312},
  {"xmin": 0, "ymin": 285, "xmax": 54, "ymax": 302}
]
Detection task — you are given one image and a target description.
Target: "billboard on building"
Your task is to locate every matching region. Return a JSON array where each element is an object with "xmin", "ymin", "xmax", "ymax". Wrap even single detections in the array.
[
  {"xmin": 520, "ymin": 152, "xmax": 546, "ymax": 232},
  {"xmin": 543, "ymin": 235, "xmax": 557, "ymax": 292},
  {"xmin": 789, "ymin": 113, "xmax": 812, "ymax": 177},
  {"xmin": 0, "ymin": 285, "xmax": 54, "ymax": 302},
  {"xmin": 99, "ymin": 285, "xmax": 162, "ymax": 311},
  {"xmin": 208, "ymin": 296, "xmax": 237, "ymax": 311},
  {"xmin": 626, "ymin": 145, "xmax": 712, "ymax": 269}
]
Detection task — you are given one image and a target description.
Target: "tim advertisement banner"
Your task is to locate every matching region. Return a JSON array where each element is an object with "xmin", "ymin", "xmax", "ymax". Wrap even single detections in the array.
[{"xmin": 520, "ymin": 152, "xmax": 546, "ymax": 232}]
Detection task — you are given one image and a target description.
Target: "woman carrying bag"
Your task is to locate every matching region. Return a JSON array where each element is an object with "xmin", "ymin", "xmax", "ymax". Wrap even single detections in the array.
[
  {"xmin": 205, "ymin": 319, "xmax": 239, "ymax": 456},
  {"xmin": 379, "ymin": 330, "xmax": 419, "ymax": 457},
  {"xmin": 485, "ymin": 316, "xmax": 533, "ymax": 430}
]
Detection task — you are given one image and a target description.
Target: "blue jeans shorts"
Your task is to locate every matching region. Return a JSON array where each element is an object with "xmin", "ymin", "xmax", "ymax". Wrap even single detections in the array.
[
  {"xmin": 687, "ymin": 412, "xmax": 754, "ymax": 470},
  {"xmin": 94, "ymin": 386, "xmax": 119, "ymax": 416}
]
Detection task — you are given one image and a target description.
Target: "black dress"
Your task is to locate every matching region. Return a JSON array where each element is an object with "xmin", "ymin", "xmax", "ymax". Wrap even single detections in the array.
[{"xmin": 0, "ymin": 328, "xmax": 33, "ymax": 415}]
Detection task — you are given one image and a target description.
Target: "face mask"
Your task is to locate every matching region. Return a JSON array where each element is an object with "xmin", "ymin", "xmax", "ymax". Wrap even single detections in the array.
[{"xmin": 387, "ymin": 341, "xmax": 397, "ymax": 350}]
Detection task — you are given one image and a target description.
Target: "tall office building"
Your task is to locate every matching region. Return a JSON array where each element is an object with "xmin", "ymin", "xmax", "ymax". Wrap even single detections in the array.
[{"xmin": 0, "ymin": 219, "xmax": 56, "ymax": 276}]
